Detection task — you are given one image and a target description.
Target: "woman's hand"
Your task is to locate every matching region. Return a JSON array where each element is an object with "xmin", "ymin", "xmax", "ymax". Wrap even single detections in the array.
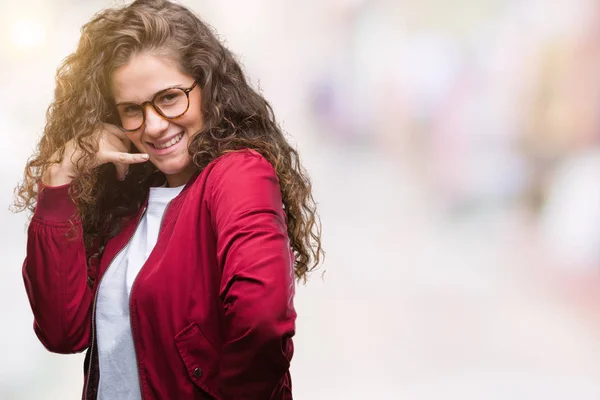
[{"xmin": 42, "ymin": 123, "xmax": 149, "ymax": 186}]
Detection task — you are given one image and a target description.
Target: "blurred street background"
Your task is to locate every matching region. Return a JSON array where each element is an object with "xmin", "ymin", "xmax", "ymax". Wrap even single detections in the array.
[{"xmin": 2, "ymin": 0, "xmax": 600, "ymax": 398}]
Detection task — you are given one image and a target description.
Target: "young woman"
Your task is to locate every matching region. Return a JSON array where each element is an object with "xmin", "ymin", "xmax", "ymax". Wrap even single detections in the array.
[{"xmin": 14, "ymin": 1, "xmax": 323, "ymax": 399}]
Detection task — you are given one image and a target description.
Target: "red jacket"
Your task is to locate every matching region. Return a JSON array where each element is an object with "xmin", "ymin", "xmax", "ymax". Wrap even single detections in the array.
[{"xmin": 22, "ymin": 150, "xmax": 296, "ymax": 399}]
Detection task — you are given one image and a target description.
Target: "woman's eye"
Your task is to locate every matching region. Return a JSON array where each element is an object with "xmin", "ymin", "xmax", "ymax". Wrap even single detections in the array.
[
  {"xmin": 159, "ymin": 93, "xmax": 177, "ymax": 103},
  {"xmin": 157, "ymin": 90, "xmax": 184, "ymax": 106},
  {"xmin": 123, "ymin": 105, "xmax": 141, "ymax": 115}
]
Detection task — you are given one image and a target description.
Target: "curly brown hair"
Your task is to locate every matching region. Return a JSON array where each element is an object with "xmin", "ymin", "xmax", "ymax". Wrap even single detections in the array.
[{"xmin": 13, "ymin": 0, "xmax": 323, "ymax": 282}]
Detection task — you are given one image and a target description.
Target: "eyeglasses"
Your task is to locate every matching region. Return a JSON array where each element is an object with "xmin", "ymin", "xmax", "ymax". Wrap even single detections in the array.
[{"xmin": 114, "ymin": 82, "xmax": 198, "ymax": 132}]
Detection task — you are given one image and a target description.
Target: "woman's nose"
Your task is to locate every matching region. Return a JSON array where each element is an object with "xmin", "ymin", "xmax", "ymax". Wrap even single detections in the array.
[{"xmin": 143, "ymin": 104, "xmax": 169, "ymax": 136}]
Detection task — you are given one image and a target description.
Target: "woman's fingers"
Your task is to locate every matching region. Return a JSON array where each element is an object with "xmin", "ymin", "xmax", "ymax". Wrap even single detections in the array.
[
  {"xmin": 114, "ymin": 163, "xmax": 129, "ymax": 181},
  {"xmin": 104, "ymin": 151, "xmax": 149, "ymax": 165},
  {"xmin": 101, "ymin": 122, "xmax": 130, "ymax": 141},
  {"xmin": 102, "ymin": 151, "xmax": 149, "ymax": 180},
  {"xmin": 101, "ymin": 123, "xmax": 134, "ymax": 153},
  {"xmin": 98, "ymin": 123, "xmax": 148, "ymax": 180},
  {"xmin": 49, "ymin": 123, "xmax": 144, "ymax": 181}
]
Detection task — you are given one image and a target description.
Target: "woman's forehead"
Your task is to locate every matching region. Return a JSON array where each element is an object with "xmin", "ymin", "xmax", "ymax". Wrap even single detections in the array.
[{"xmin": 111, "ymin": 53, "xmax": 191, "ymax": 103}]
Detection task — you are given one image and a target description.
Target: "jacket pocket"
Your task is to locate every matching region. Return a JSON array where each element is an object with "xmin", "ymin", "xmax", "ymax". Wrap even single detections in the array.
[{"xmin": 175, "ymin": 322, "xmax": 220, "ymax": 399}]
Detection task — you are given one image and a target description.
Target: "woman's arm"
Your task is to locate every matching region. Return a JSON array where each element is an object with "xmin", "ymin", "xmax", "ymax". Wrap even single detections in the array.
[
  {"xmin": 23, "ymin": 125, "xmax": 148, "ymax": 352},
  {"xmin": 22, "ymin": 182, "xmax": 93, "ymax": 354},
  {"xmin": 209, "ymin": 150, "xmax": 296, "ymax": 399}
]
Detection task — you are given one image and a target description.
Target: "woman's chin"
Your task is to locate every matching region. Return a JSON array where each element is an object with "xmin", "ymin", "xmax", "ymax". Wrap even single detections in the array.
[
  {"xmin": 151, "ymin": 154, "xmax": 190, "ymax": 172},
  {"xmin": 154, "ymin": 159, "xmax": 195, "ymax": 185}
]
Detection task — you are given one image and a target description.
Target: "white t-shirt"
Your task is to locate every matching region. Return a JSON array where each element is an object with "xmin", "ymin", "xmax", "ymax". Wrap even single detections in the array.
[{"xmin": 96, "ymin": 183, "xmax": 184, "ymax": 400}]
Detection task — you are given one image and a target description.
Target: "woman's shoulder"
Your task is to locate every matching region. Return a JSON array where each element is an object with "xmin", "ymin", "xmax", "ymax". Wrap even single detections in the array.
[
  {"xmin": 192, "ymin": 149, "xmax": 279, "ymax": 205},
  {"xmin": 203, "ymin": 149, "xmax": 276, "ymax": 185},
  {"xmin": 211, "ymin": 148, "xmax": 268, "ymax": 168}
]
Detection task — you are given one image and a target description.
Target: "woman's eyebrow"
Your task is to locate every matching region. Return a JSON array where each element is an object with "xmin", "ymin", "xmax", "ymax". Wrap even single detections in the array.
[
  {"xmin": 115, "ymin": 84, "xmax": 185, "ymax": 106},
  {"xmin": 115, "ymin": 100, "xmax": 139, "ymax": 106}
]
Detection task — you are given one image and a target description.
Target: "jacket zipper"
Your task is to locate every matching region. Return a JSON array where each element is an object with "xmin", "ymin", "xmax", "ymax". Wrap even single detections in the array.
[
  {"xmin": 127, "ymin": 197, "xmax": 176, "ymax": 399},
  {"xmin": 84, "ymin": 206, "xmax": 147, "ymax": 400}
]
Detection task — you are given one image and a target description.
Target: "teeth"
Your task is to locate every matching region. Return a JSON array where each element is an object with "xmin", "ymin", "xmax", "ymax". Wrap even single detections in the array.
[{"xmin": 155, "ymin": 133, "xmax": 183, "ymax": 150}]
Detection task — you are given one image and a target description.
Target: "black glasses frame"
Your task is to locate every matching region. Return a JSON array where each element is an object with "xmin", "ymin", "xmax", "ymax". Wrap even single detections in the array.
[{"xmin": 116, "ymin": 81, "xmax": 198, "ymax": 132}]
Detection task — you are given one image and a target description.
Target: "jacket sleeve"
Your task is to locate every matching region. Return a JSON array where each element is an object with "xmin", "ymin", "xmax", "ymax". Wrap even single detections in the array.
[
  {"xmin": 209, "ymin": 150, "xmax": 296, "ymax": 399},
  {"xmin": 22, "ymin": 183, "xmax": 93, "ymax": 354}
]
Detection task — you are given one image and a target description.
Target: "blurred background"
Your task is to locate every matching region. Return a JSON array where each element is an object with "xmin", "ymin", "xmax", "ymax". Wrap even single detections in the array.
[{"xmin": 2, "ymin": 0, "xmax": 600, "ymax": 398}]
